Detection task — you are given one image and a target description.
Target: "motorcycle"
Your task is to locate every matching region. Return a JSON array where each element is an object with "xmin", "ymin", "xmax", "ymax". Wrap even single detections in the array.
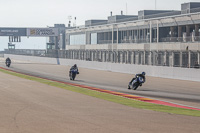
[
  {"xmin": 69, "ymin": 68, "xmax": 79, "ymax": 80},
  {"xmin": 5, "ymin": 60, "xmax": 11, "ymax": 67},
  {"xmin": 128, "ymin": 76, "xmax": 144, "ymax": 90}
]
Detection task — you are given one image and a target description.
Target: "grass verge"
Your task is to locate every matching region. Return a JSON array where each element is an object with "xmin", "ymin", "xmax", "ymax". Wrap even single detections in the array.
[{"xmin": 0, "ymin": 68, "xmax": 200, "ymax": 117}]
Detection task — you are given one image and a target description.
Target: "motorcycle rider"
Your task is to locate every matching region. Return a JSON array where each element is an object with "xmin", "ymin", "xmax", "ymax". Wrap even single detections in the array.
[
  {"xmin": 129, "ymin": 72, "xmax": 146, "ymax": 87},
  {"xmin": 69, "ymin": 64, "xmax": 79, "ymax": 76},
  {"xmin": 5, "ymin": 57, "xmax": 11, "ymax": 66}
]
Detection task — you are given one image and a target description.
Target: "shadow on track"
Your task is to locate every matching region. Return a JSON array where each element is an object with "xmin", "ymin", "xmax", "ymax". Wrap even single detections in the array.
[{"xmin": 70, "ymin": 80, "xmax": 85, "ymax": 83}]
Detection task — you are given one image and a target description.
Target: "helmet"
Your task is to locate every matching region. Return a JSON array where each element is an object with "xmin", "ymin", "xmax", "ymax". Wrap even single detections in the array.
[
  {"xmin": 74, "ymin": 64, "xmax": 77, "ymax": 67},
  {"xmin": 142, "ymin": 72, "xmax": 146, "ymax": 75}
]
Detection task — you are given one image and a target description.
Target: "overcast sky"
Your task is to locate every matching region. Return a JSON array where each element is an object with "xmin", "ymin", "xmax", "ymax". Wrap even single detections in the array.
[
  {"xmin": 0, "ymin": 0, "xmax": 200, "ymax": 50},
  {"xmin": 0, "ymin": 0, "xmax": 200, "ymax": 27}
]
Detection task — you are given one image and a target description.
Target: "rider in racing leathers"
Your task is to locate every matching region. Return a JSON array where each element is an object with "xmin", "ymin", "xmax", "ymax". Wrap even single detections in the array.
[
  {"xmin": 5, "ymin": 57, "xmax": 11, "ymax": 66},
  {"xmin": 69, "ymin": 64, "xmax": 79, "ymax": 76},
  {"xmin": 129, "ymin": 72, "xmax": 146, "ymax": 86}
]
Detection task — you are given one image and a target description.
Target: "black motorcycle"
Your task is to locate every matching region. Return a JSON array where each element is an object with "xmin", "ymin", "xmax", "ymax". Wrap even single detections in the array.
[
  {"xmin": 5, "ymin": 60, "xmax": 11, "ymax": 67},
  {"xmin": 69, "ymin": 68, "xmax": 79, "ymax": 80},
  {"xmin": 128, "ymin": 76, "xmax": 145, "ymax": 90}
]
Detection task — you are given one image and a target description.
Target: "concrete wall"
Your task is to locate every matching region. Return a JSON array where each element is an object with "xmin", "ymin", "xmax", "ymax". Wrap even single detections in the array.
[{"xmin": 4, "ymin": 54, "xmax": 200, "ymax": 82}]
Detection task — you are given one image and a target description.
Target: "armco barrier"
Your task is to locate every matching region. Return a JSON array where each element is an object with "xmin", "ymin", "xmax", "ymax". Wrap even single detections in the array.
[{"xmin": 4, "ymin": 54, "xmax": 200, "ymax": 82}]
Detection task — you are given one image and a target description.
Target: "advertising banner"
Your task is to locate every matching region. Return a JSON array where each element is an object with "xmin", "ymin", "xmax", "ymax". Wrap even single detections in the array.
[
  {"xmin": 27, "ymin": 28, "xmax": 58, "ymax": 37},
  {"xmin": 0, "ymin": 28, "xmax": 27, "ymax": 36}
]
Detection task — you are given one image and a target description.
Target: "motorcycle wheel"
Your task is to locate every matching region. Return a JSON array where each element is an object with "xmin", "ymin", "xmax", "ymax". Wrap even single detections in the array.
[
  {"xmin": 133, "ymin": 83, "xmax": 139, "ymax": 90},
  {"xmin": 72, "ymin": 74, "xmax": 76, "ymax": 80},
  {"xmin": 133, "ymin": 86, "xmax": 138, "ymax": 90}
]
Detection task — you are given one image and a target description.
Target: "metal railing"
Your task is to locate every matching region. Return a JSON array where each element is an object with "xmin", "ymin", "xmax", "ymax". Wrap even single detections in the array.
[
  {"xmin": 97, "ymin": 36, "xmax": 200, "ymax": 44},
  {"xmin": 4, "ymin": 49, "xmax": 200, "ymax": 69},
  {"xmin": 98, "ymin": 38, "xmax": 151, "ymax": 44},
  {"xmin": 160, "ymin": 36, "xmax": 200, "ymax": 43},
  {"xmin": 4, "ymin": 49, "xmax": 46, "ymax": 57},
  {"xmin": 121, "ymin": 38, "xmax": 150, "ymax": 43}
]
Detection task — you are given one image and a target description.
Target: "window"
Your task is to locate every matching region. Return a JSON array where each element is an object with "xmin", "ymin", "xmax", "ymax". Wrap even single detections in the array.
[
  {"xmin": 91, "ymin": 33, "xmax": 97, "ymax": 44},
  {"xmin": 70, "ymin": 34, "xmax": 86, "ymax": 45}
]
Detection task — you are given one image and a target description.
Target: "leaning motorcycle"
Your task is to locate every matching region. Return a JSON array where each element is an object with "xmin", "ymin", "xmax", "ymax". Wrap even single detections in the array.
[
  {"xmin": 5, "ymin": 60, "xmax": 11, "ymax": 67},
  {"xmin": 128, "ymin": 76, "xmax": 144, "ymax": 90},
  {"xmin": 69, "ymin": 68, "xmax": 79, "ymax": 80}
]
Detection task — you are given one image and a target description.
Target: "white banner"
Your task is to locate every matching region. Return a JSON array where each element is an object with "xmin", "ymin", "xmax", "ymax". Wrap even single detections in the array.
[{"xmin": 27, "ymin": 28, "xmax": 58, "ymax": 37}]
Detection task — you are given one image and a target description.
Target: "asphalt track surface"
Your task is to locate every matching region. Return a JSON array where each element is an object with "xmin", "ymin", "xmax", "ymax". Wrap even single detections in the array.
[
  {"xmin": 1, "ymin": 70, "xmax": 200, "ymax": 133},
  {"xmin": 0, "ymin": 59, "xmax": 200, "ymax": 108},
  {"xmin": 1, "ymin": 59, "xmax": 200, "ymax": 133}
]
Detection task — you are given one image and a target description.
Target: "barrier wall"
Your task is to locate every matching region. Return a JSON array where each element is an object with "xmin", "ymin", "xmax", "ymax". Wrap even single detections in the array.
[{"xmin": 4, "ymin": 54, "xmax": 200, "ymax": 82}]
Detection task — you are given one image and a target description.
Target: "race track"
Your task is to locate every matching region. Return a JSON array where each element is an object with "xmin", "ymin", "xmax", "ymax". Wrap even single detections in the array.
[{"xmin": 0, "ymin": 59, "xmax": 200, "ymax": 108}]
